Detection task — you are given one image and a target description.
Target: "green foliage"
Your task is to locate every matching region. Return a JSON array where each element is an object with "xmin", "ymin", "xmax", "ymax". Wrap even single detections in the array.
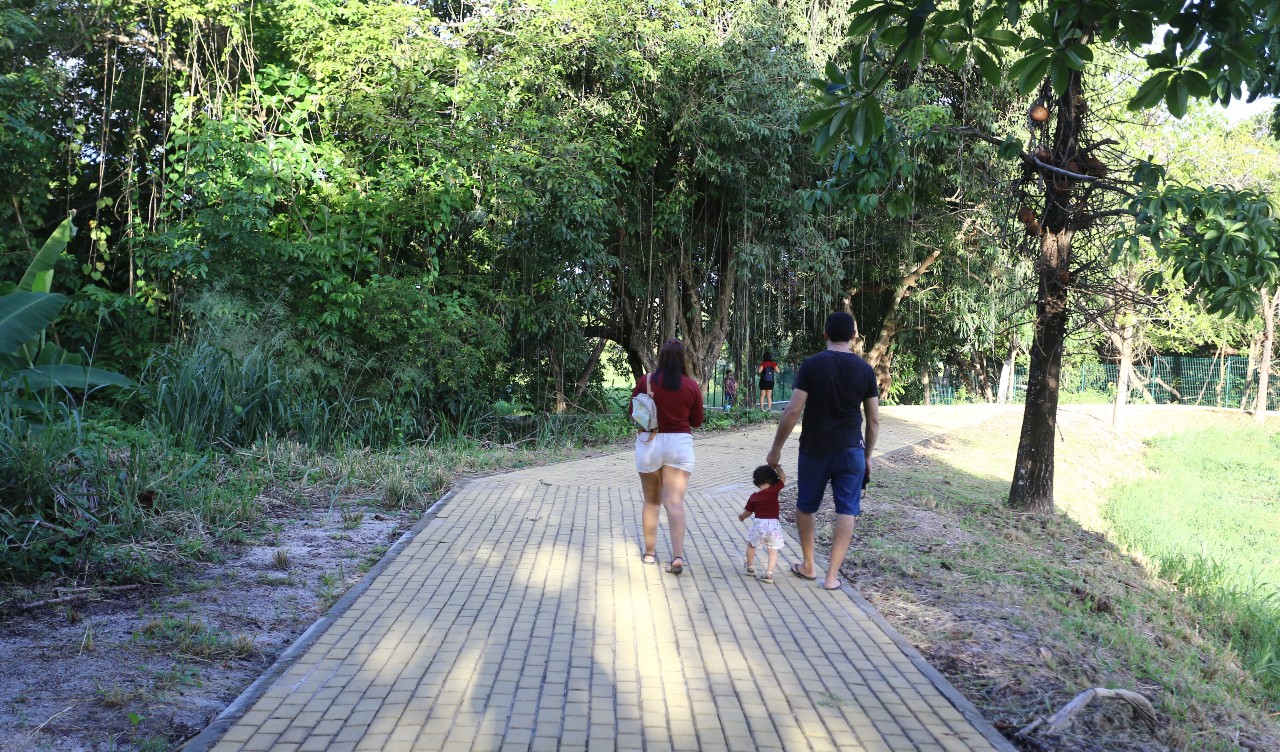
[
  {"xmin": 1126, "ymin": 186, "xmax": 1280, "ymax": 319},
  {"xmin": 809, "ymin": 0, "xmax": 1280, "ymax": 330},
  {"xmin": 818, "ymin": 0, "xmax": 1280, "ymax": 150},
  {"xmin": 1, "ymin": 216, "xmax": 132, "ymax": 423}
]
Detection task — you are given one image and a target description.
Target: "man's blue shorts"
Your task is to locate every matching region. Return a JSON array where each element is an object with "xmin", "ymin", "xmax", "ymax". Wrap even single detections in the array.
[{"xmin": 796, "ymin": 447, "xmax": 866, "ymax": 516}]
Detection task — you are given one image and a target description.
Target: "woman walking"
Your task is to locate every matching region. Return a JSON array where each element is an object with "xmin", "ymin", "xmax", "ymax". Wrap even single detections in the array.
[
  {"xmin": 631, "ymin": 339, "xmax": 704, "ymax": 574},
  {"xmin": 758, "ymin": 351, "xmax": 779, "ymax": 411}
]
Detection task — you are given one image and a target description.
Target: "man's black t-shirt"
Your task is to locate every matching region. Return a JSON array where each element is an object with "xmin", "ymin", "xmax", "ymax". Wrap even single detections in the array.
[{"xmin": 793, "ymin": 349, "xmax": 879, "ymax": 454}]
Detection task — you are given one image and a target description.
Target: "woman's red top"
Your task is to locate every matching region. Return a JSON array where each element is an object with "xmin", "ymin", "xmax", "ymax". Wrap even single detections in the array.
[
  {"xmin": 745, "ymin": 482, "xmax": 783, "ymax": 519},
  {"xmin": 631, "ymin": 374, "xmax": 704, "ymax": 434}
]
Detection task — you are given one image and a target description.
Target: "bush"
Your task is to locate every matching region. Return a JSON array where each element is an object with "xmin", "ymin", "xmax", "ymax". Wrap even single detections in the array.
[{"xmin": 0, "ymin": 409, "xmax": 252, "ymax": 581}]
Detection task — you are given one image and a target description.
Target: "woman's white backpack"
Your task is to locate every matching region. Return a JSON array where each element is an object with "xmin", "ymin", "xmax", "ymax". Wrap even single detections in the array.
[{"xmin": 630, "ymin": 374, "xmax": 659, "ymax": 438}]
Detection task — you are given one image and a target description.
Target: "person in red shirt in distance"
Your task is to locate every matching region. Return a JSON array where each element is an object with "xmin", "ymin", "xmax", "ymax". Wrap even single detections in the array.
[
  {"xmin": 630, "ymin": 339, "xmax": 704, "ymax": 575},
  {"xmin": 758, "ymin": 352, "xmax": 779, "ymax": 411},
  {"xmin": 739, "ymin": 464, "xmax": 787, "ymax": 583}
]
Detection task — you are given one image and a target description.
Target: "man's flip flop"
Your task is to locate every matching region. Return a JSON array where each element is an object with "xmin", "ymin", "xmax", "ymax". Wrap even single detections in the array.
[
  {"xmin": 822, "ymin": 580, "xmax": 844, "ymax": 591},
  {"xmin": 790, "ymin": 563, "xmax": 817, "ymax": 580}
]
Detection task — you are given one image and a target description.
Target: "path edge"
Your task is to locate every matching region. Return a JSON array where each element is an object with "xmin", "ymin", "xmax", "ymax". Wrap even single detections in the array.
[
  {"xmin": 837, "ymin": 424, "xmax": 1021, "ymax": 752},
  {"xmin": 180, "ymin": 484, "xmax": 466, "ymax": 751},
  {"xmin": 842, "ymin": 584, "xmax": 1020, "ymax": 752}
]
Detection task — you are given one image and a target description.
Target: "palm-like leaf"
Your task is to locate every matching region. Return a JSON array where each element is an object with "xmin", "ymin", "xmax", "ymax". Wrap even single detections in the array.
[
  {"xmin": 5, "ymin": 364, "xmax": 134, "ymax": 392},
  {"xmin": 0, "ymin": 292, "xmax": 67, "ymax": 355},
  {"xmin": 19, "ymin": 213, "xmax": 77, "ymax": 293}
]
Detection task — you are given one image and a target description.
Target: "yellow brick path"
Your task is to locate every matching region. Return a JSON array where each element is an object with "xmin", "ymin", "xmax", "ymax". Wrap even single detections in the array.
[{"xmin": 193, "ymin": 405, "xmax": 1018, "ymax": 752}]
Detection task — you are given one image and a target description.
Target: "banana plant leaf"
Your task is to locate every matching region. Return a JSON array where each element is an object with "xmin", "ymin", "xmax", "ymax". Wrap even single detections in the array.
[
  {"xmin": 19, "ymin": 213, "xmax": 77, "ymax": 294},
  {"xmin": 33, "ymin": 341, "xmax": 84, "ymax": 366},
  {"xmin": 5, "ymin": 364, "xmax": 134, "ymax": 392},
  {"xmin": 0, "ymin": 292, "xmax": 67, "ymax": 354}
]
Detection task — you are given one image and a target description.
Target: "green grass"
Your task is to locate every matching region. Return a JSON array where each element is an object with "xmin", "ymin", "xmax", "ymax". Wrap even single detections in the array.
[
  {"xmin": 133, "ymin": 614, "xmax": 257, "ymax": 659},
  {"xmin": 1105, "ymin": 423, "xmax": 1280, "ymax": 697}
]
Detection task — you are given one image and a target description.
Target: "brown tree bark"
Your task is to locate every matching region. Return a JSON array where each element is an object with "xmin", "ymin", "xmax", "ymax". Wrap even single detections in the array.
[
  {"xmin": 1257, "ymin": 286, "xmax": 1277, "ymax": 423},
  {"xmin": 1111, "ymin": 321, "xmax": 1134, "ymax": 430},
  {"xmin": 1009, "ymin": 232, "xmax": 1071, "ymax": 513},
  {"xmin": 1008, "ymin": 65, "xmax": 1085, "ymax": 513},
  {"xmin": 997, "ymin": 333, "xmax": 1019, "ymax": 404},
  {"xmin": 862, "ymin": 246, "xmax": 943, "ymax": 392}
]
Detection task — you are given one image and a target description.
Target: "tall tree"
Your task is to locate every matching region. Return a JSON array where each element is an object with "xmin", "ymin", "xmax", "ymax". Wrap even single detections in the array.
[{"xmin": 807, "ymin": 0, "xmax": 1280, "ymax": 511}]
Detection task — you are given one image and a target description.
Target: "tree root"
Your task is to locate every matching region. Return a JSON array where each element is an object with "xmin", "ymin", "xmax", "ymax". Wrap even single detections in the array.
[
  {"xmin": 1016, "ymin": 687, "xmax": 1160, "ymax": 739},
  {"xmin": 12, "ymin": 584, "xmax": 142, "ymax": 612}
]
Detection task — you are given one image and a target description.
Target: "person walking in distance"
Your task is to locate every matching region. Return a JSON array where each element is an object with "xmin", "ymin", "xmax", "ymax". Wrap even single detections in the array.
[
  {"xmin": 757, "ymin": 352, "xmax": 778, "ymax": 411},
  {"xmin": 766, "ymin": 312, "xmax": 879, "ymax": 591}
]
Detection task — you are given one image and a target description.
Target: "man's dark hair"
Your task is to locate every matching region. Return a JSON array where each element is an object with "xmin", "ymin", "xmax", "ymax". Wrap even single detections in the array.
[
  {"xmin": 752, "ymin": 464, "xmax": 781, "ymax": 486},
  {"xmin": 655, "ymin": 339, "xmax": 688, "ymax": 391},
  {"xmin": 825, "ymin": 311, "xmax": 856, "ymax": 343}
]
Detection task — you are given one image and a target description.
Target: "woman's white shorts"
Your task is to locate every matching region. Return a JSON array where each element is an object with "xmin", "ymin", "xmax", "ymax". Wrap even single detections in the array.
[{"xmin": 635, "ymin": 432, "xmax": 696, "ymax": 474}]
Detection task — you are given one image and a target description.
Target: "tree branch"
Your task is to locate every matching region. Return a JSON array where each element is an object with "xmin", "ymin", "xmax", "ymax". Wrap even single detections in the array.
[{"xmin": 102, "ymin": 31, "xmax": 190, "ymax": 76}]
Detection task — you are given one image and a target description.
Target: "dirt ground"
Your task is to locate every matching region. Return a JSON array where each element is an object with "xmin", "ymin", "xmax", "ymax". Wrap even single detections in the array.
[
  {"xmin": 0, "ymin": 497, "xmax": 407, "ymax": 751},
  {"xmin": 783, "ymin": 405, "xmax": 1280, "ymax": 752}
]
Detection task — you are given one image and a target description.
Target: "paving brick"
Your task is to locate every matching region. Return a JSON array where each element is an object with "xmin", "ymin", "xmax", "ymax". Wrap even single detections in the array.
[{"xmin": 198, "ymin": 409, "xmax": 1013, "ymax": 752}]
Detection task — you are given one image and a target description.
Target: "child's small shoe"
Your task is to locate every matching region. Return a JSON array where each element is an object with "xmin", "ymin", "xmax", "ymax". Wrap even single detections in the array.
[
  {"xmin": 760, "ymin": 570, "xmax": 774, "ymax": 584},
  {"xmin": 745, "ymin": 564, "xmax": 756, "ymax": 575}
]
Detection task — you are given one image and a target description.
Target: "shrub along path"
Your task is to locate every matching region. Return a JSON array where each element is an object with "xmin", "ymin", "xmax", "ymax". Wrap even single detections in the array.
[{"xmin": 189, "ymin": 405, "xmax": 1018, "ymax": 752}]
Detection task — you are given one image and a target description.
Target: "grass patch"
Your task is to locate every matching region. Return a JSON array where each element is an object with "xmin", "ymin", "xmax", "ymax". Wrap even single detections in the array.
[
  {"xmin": 1105, "ymin": 423, "xmax": 1280, "ymax": 699},
  {"xmin": 134, "ymin": 615, "xmax": 256, "ymax": 659},
  {"xmin": 841, "ymin": 407, "xmax": 1279, "ymax": 751},
  {"xmin": 316, "ymin": 566, "xmax": 347, "ymax": 608},
  {"xmin": 96, "ymin": 682, "xmax": 147, "ymax": 708}
]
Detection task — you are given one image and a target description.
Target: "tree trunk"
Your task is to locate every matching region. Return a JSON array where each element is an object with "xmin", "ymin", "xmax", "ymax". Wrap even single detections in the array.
[
  {"xmin": 1111, "ymin": 320, "xmax": 1134, "ymax": 430},
  {"xmin": 1257, "ymin": 287, "xmax": 1277, "ymax": 423},
  {"xmin": 571, "ymin": 337, "xmax": 609, "ymax": 403},
  {"xmin": 549, "ymin": 354, "xmax": 568, "ymax": 414},
  {"xmin": 997, "ymin": 335, "xmax": 1018, "ymax": 404},
  {"xmin": 923, "ymin": 366, "xmax": 932, "ymax": 406},
  {"xmin": 863, "ymin": 246, "xmax": 943, "ymax": 393},
  {"xmin": 1241, "ymin": 333, "xmax": 1260, "ymax": 411},
  {"xmin": 679, "ymin": 249, "xmax": 736, "ymax": 385},
  {"xmin": 1009, "ymin": 231, "xmax": 1072, "ymax": 513},
  {"xmin": 1008, "ymin": 65, "xmax": 1084, "ymax": 513},
  {"xmin": 974, "ymin": 350, "xmax": 994, "ymax": 403}
]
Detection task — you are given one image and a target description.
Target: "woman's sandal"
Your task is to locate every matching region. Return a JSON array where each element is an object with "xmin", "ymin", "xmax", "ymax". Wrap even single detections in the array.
[
  {"xmin": 641, "ymin": 552, "xmax": 657, "ymax": 565},
  {"xmin": 667, "ymin": 556, "xmax": 685, "ymax": 575}
]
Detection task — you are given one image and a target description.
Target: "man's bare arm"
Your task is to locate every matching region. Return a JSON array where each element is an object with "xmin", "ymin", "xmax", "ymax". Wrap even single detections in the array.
[
  {"xmin": 863, "ymin": 396, "xmax": 880, "ymax": 462},
  {"xmin": 766, "ymin": 389, "xmax": 808, "ymax": 467}
]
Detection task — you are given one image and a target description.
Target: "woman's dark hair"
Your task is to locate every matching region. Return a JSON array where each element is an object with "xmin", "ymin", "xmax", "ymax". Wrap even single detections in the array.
[
  {"xmin": 761, "ymin": 351, "xmax": 773, "ymax": 362},
  {"xmin": 655, "ymin": 339, "xmax": 688, "ymax": 391},
  {"xmin": 752, "ymin": 465, "xmax": 781, "ymax": 486}
]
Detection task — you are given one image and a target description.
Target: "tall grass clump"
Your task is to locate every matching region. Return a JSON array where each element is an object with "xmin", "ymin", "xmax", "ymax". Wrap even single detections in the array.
[
  {"xmin": 1105, "ymin": 423, "xmax": 1280, "ymax": 698},
  {"xmin": 0, "ymin": 394, "xmax": 262, "ymax": 581}
]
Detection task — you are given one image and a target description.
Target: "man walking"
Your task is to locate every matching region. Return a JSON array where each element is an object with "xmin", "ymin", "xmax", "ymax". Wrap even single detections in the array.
[{"xmin": 766, "ymin": 312, "xmax": 879, "ymax": 590}]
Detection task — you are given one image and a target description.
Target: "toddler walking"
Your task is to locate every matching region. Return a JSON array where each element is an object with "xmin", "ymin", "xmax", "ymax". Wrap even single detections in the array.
[{"xmin": 739, "ymin": 464, "xmax": 786, "ymax": 583}]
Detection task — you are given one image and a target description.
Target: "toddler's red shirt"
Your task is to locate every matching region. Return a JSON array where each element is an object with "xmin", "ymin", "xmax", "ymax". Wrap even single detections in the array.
[{"xmin": 745, "ymin": 481, "xmax": 783, "ymax": 520}]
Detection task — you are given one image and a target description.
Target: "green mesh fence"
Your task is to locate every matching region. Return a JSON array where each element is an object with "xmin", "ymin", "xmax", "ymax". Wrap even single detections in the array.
[{"xmin": 928, "ymin": 355, "xmax": 1279, "ymax": 411}]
